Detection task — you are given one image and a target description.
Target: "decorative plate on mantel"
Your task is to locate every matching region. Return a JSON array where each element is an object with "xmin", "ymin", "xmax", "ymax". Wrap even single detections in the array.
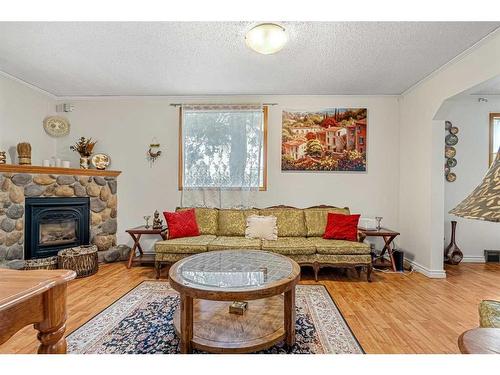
[
  {"xmin": 43, "ymin": 116, "xmax": 70, "ymax": 137},
  {"xmin": 91, "ymin": 153, "xmax": 111, "ymax": 170}
]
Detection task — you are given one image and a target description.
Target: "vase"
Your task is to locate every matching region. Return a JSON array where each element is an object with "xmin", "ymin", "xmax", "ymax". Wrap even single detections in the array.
[
  {"xmin": 444, "ymin": 220, "xmax": 463, "ymax": 265},
  {"xmin": 79, "ymin": 156, "xmax": 90, "ymax": 169}
]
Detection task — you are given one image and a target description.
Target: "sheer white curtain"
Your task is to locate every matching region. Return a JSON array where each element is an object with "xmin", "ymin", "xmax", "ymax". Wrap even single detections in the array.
[{"xmin": 181, "ymin": 104, "xmax": 263, "ymax": 208}]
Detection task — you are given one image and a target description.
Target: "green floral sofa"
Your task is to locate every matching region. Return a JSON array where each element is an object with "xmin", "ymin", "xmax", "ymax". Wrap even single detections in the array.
[
  {"xmin": 154, "ymin": 205, "xmax": 372, "ymax": 281},
  {"xmin": 479, "ymin": 300, "xmax": 500, "ymax": 328}
]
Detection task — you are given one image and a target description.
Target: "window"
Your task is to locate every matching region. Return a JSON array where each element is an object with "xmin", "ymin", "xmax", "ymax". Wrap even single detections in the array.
[
  {"xmin": 179, "ymin": 105, "xmax": 267, "ymax": 191},
  {"xmin": 489, "ymin": 113, "xmax": 500, "ymax": 166}
]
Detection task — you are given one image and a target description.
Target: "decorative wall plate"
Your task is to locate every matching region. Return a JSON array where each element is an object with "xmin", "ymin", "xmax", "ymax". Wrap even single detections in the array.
[
  {"xmin": 91, "ymin": 153, "xmax": 111, "ymax": 170},
  {"xmin": 446, "ymin": 172, "xmax": 456, "ymax": 182},
  {"xmin": 450, "ymin": 126, "xmax": 459, "ymax": 135},
  {"xmin": 447, "ymin": 158, "xmax": 457, "ymax": 168},
  {"xmin": 43, "ymin": 116, "xmax": 70, "ymax": 137},
  {"xmin": 445, "ymin": 146, "xmax": 456, "ymax": 158},
  {"xmin": 445, "ymin": 121, "xmax": 452, "ymax": 131},
  {"xmin": 445, "ymin": 134, "xmax": 458, "ymax": 146}
]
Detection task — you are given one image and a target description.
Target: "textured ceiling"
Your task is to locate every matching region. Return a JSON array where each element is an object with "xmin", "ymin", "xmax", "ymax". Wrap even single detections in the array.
[{"xmin": 0, "ymin": 22, "xmax": 498, "ymax": 96}]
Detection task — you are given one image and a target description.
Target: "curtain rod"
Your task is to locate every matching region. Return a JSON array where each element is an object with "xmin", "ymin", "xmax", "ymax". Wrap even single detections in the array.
[{"xmin": 169, "ymin": 103, "xmax": 278, "ymax": 107}]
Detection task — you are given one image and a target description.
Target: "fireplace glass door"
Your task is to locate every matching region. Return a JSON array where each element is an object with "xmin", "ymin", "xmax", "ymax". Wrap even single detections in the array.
[{"xmin": 24, "ymin": 197, "xmax": 90, "ymax": 259}]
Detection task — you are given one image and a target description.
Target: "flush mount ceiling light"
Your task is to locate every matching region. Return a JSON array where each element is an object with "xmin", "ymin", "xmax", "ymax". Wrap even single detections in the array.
[{"xmin": 245, "ymin": 23, "xmax": 288, "ymax": 55}]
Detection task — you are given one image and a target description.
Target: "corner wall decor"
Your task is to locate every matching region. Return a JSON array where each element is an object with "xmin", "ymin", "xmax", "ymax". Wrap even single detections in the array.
[
  {"xmin": 147, "ymin": 138, "xmax": 162, "ymax": 167},
  {"xmin": 281, "ymin": 108, "xmax": 367, "ymax": 172},
  {"xmin": 445, "ymin": 120, "xmax": 458, "ymax": 182}
]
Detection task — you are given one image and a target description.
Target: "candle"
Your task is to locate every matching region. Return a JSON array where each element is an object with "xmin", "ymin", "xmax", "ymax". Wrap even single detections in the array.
[
  {"xmin": 62, "ymin": 161, "xmax": 71, "ymax": 168},
  {"xmin": 43, "ymin": 159, "xmax": 50, "ymax": 167}
]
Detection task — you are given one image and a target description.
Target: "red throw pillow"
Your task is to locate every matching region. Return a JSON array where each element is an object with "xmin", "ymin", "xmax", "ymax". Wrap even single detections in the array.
[
  {"xmin": 323, "ymin": 213, "xmax": 360, "ymax": 242},
  {"xmin": 163, "ymin": 209, "xmax": 200, "ymax": 239}
]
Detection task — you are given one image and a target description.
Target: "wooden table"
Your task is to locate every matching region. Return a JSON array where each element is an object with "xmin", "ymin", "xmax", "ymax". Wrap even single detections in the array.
[
  {"xmin": 168, "ymin": 250, "xmax": 301, "ymax": 353},
  {"xmin": 359, "ymin": 227, "xmax": 400, "ymax": 272},
  {"xmin": 0, "ymin": 268, "xmax": 76, "ymax": 354},
  {"xmin": 126, "ymin": 225, "xmax": 167, "ymax": 269},
  {"xmin": 458, "ymin": 328, "xmax": 500, "ymax": 354}
]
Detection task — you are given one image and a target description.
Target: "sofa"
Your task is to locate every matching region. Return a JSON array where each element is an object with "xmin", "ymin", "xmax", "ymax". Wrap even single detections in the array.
[{"xmin": 154, "ymin": 205, "xmax": 372, "ymax": 281}]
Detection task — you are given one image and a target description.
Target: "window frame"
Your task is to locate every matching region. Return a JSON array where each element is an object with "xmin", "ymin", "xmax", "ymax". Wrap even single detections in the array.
[
  {"xmin": 178, "ymin": 105, "xmax": 268, "ymax": 191},
  {"xmin": 489, "ymin": 113, "xmax": 500, "ymax": 166}
]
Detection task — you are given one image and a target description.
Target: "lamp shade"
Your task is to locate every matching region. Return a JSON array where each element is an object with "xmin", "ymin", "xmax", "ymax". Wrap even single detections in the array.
[{"xmin": 449, "ymin": 149, "xmax": 500, "ymax": 221}]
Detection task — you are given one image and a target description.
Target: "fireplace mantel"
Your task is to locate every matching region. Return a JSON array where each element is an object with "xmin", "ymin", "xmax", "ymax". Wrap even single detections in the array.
[{"xmin": 0, "ymin": 164, "xmax": 121, "ymax": 177}]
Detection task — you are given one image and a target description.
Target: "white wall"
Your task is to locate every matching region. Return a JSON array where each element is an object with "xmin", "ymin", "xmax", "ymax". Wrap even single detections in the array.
[
  {"xmin": 0, "ymin": 73, "xmax": 56, "ymax": 163},
  {"xmin": 54, "ymin": 96, "xmax": 400, "ymax": 246},
  {"xmin": 399, "ymin": 30, "xmax": 500, "ymax": 277},
  {"xmin": 441, "ymin": 96, "xmax": 500, "ymax": 262}
]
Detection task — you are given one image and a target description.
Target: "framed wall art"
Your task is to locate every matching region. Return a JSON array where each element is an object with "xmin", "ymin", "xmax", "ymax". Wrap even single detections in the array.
[{"xmin": 282, "ymin": 108, "xmax": 367, "ymax": 171}]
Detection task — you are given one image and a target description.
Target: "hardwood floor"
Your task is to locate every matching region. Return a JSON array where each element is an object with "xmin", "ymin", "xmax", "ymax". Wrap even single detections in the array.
[{"xmin": 1, "ymin": 261, "xmax": 499, "ymax": 354}]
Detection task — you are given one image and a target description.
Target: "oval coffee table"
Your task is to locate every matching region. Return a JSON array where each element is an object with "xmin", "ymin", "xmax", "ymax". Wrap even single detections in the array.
[{"xmin": 168, "ymin": 250, "xmax": 301, "ymax": 353}]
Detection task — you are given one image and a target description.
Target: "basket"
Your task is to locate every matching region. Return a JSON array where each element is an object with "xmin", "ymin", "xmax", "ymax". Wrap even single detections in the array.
[
  {"xmin": 57, "ymin": 245, "xmax": 99, "ymax": 278},
  {"xmin": 23, "ymin": 256, "xmax": 58, "ymax": 270}
]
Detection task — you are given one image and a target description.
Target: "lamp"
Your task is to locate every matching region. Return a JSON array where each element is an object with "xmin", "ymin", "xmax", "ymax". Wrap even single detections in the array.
[
  {"xmin": 450, "ymin": 148, "xmax": 500, "ymax": 222},
  {"xmin": 245, "ymin": 23, "xmax": 288, "ymax": 55}
]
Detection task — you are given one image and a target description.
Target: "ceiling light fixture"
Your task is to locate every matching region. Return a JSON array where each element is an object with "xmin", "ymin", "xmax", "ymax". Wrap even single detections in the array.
[{"xmin": 245, "ymin": 23, "xmax": 287, "ymax": 55}]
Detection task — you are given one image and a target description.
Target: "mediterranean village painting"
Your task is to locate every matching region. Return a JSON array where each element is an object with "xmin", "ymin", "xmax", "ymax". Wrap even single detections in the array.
[{"xmin": 281, "ymin": 108, "xmax": 367, "ymax": 171}]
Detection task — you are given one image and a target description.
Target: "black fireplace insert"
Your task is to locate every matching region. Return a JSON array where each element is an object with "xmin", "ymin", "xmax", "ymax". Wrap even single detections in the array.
[{"xmin": 24, "ymin": 197, "xmax": 90, "ymax": 259}]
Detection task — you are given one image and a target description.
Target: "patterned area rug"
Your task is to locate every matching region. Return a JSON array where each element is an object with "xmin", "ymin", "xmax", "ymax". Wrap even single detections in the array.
[{"xmin": 67, "ymin": 281, "xmax": 363, "ymax": 354}]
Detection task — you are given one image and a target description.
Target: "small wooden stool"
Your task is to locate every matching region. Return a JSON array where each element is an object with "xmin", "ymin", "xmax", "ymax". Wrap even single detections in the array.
[{"xmin": 57, "ymin": 245, "xmax": 98, "ymax": 278}]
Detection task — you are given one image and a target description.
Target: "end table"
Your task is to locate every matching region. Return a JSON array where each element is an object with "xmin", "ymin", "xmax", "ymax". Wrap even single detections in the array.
[
  {"xmin": 126, "ymin": 226, "xmax": 167, "ymax": 269},
  {"xmin": 359, "ymin": 227, "xmax": 400, "ymax": 272}
]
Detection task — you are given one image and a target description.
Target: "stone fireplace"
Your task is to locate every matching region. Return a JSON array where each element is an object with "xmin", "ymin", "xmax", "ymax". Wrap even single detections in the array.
[{"xmin": 0, "ymin": 165, "xmax": 123, "ymax": 268}]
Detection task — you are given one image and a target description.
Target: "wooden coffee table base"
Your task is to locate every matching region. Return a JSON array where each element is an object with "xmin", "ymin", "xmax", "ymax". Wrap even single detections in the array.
[{"xmin": 173, "ymin": 295, "xmax": 290, "ymax": 353}]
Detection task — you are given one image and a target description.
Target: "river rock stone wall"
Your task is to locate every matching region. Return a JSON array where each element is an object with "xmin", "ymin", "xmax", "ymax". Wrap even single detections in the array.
[{"xmin": 0, "ymin": 172, "xmax": 124, "ymax": 268}]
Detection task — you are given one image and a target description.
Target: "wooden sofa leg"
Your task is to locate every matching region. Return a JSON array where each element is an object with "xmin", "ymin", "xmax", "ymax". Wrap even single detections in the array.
[
  {"xmin": 313, "ymin": 262, "xmax": 320, "ymax": 282},
  {"xmin": 367, "ymin": 264, "xmax": 373, "ymax": 282},
  {"xmin": 355, "ymin": 266, "xmax": 361, "ymax": 278},
  {"xmin": 155, "ymin": 261, "xmax": 161, "ymax": 279}
]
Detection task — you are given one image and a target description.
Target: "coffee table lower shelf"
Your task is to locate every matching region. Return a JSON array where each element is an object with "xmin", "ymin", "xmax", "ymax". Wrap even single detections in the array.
[{"xmin": 173, "ymin": 295, "xmax": 286, "ymax": 353}]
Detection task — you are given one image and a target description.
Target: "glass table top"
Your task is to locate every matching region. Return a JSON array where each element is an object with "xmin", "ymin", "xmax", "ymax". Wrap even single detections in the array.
[{"xmin": 173, "ymin": 250, "xmax": 294, "ymax": 291}]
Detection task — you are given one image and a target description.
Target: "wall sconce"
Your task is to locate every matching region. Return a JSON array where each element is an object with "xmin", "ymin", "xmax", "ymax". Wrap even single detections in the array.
[{"xmin": 147, "ymin": 138, "xmax": 162, "ymax": 166}]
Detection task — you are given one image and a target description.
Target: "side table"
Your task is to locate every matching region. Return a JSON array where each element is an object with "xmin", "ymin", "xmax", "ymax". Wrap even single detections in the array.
[
  {"xmin": 126, "ymin": 226, "xmax": 167, "ymax": 269},
  {"xmin": 359, "ymin": 227, "xmax": 400, "ymax": 272}
]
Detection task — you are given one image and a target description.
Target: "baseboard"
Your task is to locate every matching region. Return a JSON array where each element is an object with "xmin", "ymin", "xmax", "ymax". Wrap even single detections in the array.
[
  {"xmin": 461, "ymin": 256, "xmax": 486, "ymax": 263},
  {"xmin": 406, "ymin": 259, "xmax": 447, "ymax": 278}
]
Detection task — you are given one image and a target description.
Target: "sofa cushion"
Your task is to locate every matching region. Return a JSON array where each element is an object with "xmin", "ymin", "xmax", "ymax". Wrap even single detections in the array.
[
  {"xmin": 155, "ymin": 235, "xmax": 216, "ymax": 254},
  {"xmin": 245, "ymin": 215, "xmax": 278, "ymax": 240},
  {"xmin": 163, "ymin": 209, "xmax": 200, "ymax": 239},
  {"xmin": 479, "ymin": 300, "xmax": 500, "ymax": 328},
  {"xmin": 304, "ymin": 206, "xmax": 350, "ymax": 237},
  {"xmin": 258, "ymin": 207, "xmax": 307, "ymax": 237},
  {"xmin": 177, "ymin": 207, "xmax": 218, "ymax": 235},
  {"xmin": 323, "ymin": 213, "xmax": 360, "ymax": 242},
  {"xmin": 207, "ymin": 236, "xmax": 261, "ymax": 251},
  {"xmin": 217, "ymin": 209, "xmax": 259, "ymax": 236},
  {"xmin": 308, "ymin": 237, "xmax": 370, "ymax": 255},
  {"xmin": 262, "ymin": 237, "xmax": 316, "ymax": 255}
]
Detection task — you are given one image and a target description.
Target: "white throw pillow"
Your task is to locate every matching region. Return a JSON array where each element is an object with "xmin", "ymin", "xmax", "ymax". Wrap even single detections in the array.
[{"xmin": 245, "ymin": 215, "xmax": 278, "ymax": 240}]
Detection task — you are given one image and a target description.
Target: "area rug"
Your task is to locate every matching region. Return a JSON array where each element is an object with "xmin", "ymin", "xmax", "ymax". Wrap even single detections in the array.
[{"xmin": 67, "ymin": 281, "xmax": 363, "ymax": 354}]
